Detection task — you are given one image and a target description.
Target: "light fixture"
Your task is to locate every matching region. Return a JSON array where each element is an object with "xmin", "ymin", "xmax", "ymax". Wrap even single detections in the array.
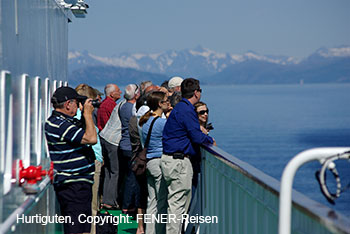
[{"xmin": 70, "ymin": 0, "xmax": 89, "ymax": 18}]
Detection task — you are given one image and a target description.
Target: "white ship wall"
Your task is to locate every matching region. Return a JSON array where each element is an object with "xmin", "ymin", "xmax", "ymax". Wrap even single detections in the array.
[
  {"xmin": 0, "ymin": 0, "xmax": 71, "ymax": 232},
  {"xmin": 0, "ymin": 0, "xmax": 69, "ymax": 81}
]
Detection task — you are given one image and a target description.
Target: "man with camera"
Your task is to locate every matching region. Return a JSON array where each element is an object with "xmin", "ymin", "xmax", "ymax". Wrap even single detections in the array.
[{"xmin": 45, "ymin": 86, "xmax": 97, "ymax": 234}]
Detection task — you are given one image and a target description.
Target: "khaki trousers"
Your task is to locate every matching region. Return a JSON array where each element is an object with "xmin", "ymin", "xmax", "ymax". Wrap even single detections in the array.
[
  {"xmin": 160, "ymin": 154, "xmax": 193, "ymax": 234},
  {"xmin": 145, "ymin": 158, "xmax": 168, "ymax": 234},
  {"xmin": 91, "ymin": 160, "xmax": 102, "ymax": 234}
]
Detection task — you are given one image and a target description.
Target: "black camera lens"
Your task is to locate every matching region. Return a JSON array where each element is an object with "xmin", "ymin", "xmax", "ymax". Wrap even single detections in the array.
[
  {"xmin": 78, "ymin": 96, "xmax": 100, "ymax": 108},
  {"xmin": 91, "ymin": 99, "xmax": 101, "ymax": 108},
  {"xmin": 206, "ymin": 122, "xmax": 214, "ymax": 130}
]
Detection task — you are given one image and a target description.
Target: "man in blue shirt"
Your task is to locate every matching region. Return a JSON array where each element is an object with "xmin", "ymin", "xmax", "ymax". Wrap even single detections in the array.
[{"xmin": 161, "ymin": 78, "xmax": 214, "ymax": 234}]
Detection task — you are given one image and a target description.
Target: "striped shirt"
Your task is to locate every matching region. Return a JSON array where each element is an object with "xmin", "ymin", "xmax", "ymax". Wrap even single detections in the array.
[{"xmin": 45, "ymin": 110, "xmax": 95, "ymax": 185}]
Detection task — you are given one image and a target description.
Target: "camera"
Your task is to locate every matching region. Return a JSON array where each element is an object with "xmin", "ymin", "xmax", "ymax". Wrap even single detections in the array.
[
  {"xmin": 78, "ymin": 96, "xmax": 101, "ymax": 108},
  {"xmin": 90, "ymin": 99, "xmax": 101, "ymax": 108},
  {"xmin": 206, "ymin": 122, "xmax": 214, "ymax": 131}
]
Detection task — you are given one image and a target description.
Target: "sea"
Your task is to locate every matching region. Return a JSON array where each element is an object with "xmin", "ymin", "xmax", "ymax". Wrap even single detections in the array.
[
  {"xmin": 95, "ymin": 83, "xmax": 350, "ymax": 217},
  {"xmin": 200, "ymin": 83, "xmax": 350, "ymax": 218}
]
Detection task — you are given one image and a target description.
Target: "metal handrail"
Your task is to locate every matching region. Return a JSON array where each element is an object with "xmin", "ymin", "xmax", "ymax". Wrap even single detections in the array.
[
  {"xmin": 201, "ymin": 145, "xmax": 350, "ymax": 234},
  {"xmin": 278, "ymin": 147, "xmax": 350, "ymax": 234},
  {"xmin": 0, "ymin": 177, "xmax": 52, "ymax": 234}
]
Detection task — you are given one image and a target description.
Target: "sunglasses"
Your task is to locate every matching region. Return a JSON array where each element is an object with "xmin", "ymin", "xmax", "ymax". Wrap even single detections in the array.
[
  {"xmin": 160, "ymin": 99, "xmax": 170, "ymax": 104},
  {"xmin": 134, "ymin": 83, "xmax": 139, "ymax": 94},
  {"xmin": 198, "ymin": 109, "xmax": 209, "ymax": 115}
]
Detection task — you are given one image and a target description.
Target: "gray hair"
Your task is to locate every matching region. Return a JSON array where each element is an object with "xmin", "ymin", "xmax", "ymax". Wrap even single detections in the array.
[
  {"xmin": 140, "ymin": 81, "xmax": 152, "ymax": 93},
  {"xmin": 124, "ymin": 84, "xmax": 139, "ymax": 100},
  {"xmin": 104, "ymin": 84, "xmax": 116, "ymax": 96}
]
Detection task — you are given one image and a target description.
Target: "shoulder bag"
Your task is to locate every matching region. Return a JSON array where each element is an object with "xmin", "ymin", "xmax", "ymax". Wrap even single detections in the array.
[{"xmin": 131, "ymin": 116, "xmax": 159, "ymax": 176}]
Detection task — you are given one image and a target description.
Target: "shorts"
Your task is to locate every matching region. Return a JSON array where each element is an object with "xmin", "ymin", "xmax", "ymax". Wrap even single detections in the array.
[{"xmin": 54, "ymin": 181, "xmax": 92, "ymax": 234}]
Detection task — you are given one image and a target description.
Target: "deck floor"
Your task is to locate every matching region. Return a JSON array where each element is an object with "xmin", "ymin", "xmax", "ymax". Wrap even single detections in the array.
[
  {"xmin": 107, "ymin": 209, "xmax": 138, "ymax": 234},
  {"xmin": 55, "ymin": 209, "xmax": 138, "ymax": 234}
]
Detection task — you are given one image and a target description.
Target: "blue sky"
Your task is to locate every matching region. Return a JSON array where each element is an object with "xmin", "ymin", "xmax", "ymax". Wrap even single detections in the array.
[{"xmin": 68, "ymin": 0, "xmax": 350, "ymax": 58}]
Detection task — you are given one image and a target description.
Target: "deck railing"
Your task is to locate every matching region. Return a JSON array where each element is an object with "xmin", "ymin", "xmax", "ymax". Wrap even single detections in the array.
[
  {"xmin": 0, "ymin": 70, "xmax": 65, "ymax": 234},
  {"xmin": 187, "ymin": 145, "xmax": 350, "ymax": 234}
]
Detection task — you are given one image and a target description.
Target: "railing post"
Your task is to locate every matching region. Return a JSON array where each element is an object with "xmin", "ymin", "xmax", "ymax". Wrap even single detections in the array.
[
  {"xmin": 30, "ymin": 77, "xmax": 42, "ymax": 165},
  {"xmin": 278, "ymin": 147, "xmax": 350, "ymax": 234}
]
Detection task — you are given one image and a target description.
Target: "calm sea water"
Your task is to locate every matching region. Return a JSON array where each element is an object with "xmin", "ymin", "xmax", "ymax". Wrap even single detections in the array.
[{"xmin": 200, "ymin": 83, "xmax": 350, "ymax": 218}]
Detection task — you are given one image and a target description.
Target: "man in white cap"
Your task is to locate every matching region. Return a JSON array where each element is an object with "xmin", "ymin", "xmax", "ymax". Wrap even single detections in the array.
[{"xmin": 168, "ymin": 76, "xmax": 183, "ymax": 96}]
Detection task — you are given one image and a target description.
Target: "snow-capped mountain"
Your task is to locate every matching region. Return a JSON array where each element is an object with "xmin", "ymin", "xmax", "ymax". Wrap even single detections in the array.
[
  {"xmin": 68, "ymin": 45, "xmax": 350, "ymax": 85},
  {"xmin": 68, "ymin": 46, "xmax": 302, "ymax": 78},
  {"xmin": 205, "ymin": 46, "xmax": 350, "ymax": 85},
  {"xmin": 314, "ymin": 46, "xmax": 350, "ymax": 58}
]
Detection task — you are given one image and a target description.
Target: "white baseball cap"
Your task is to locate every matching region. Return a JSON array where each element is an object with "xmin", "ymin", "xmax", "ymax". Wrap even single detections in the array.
[{"xmin": 168, "ymin": 76, "xmax": 183, "ymax": 89}]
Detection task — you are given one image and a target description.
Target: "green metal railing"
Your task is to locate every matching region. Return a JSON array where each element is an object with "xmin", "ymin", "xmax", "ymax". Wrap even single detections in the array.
[{"xmin": 192, "ymin": 145, "xmax": 350, "ymax": 234}]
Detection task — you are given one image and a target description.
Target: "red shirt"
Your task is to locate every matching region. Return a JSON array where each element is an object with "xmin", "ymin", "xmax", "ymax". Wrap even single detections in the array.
[{"xmin": 97, "ymin": 97, "xmax": 116, "ymax": 131}]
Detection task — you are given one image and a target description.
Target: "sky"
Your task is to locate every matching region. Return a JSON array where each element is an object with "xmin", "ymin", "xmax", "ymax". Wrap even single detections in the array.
[{"xmin": 68, "ymin": 0, "xmax": 350, "ymax": 59}]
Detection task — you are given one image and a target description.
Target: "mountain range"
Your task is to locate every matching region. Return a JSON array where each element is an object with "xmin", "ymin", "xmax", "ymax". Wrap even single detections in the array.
[{"xmin": 68, "ymin": 45, "xmax": 350, "ymax": 86}]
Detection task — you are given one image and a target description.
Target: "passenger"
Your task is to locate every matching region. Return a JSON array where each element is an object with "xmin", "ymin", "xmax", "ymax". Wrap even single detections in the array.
[
  {"xmin": 167, "ymin": 76, "xmax": 183, "ymax": 96},
  {"xmin": 98, "ymin": 83, "xmax": 123, "ymax": 210},
  {"xmin": 97, "ymin": 83, "xmax": 122, "ymax": 131},
  {"xmin": 94, "ymin": 88, "xmax": 103, "ymax": 102},
  {"xmin": 168, "ymin": 91, "xmax": 182, "ymax": 108},
  {"xmin": 194, "ymin": 101, "xmax": 212, "ymax": 135},
  {"xmin": 161, "ymin": 78, "xmax": 215, "ymax": 234},
  {"xmin": 139, "ymin": 91, "xmax": 169, "ymax": 234},
  {"xmin": 45, "ymin": 86, "xmax": 97, "ymax": 234},
  {"xmin": 136, "ymin": 84, "xmax": 159, "ymax": 116},
  {"xmin": 128, "ymin": 113, "xmax": 148, "ymax": 234},
  {"xmin": 75, "ymin": 84, "xmax": 103, "ymax": 234},
  {"xmin": 136, "ymin": 81, "xmax": 154, "ymax": 111},
  {"xmin": 166, "ymin": 91, "xmax": 182, "ymax": 117},
  {"xmin": 160, "ymin": 80, "xmax": 169, "ymax": 90},
  {"xmin": 75, "ymin": 83, "xmax": 101, "ymax": 126},
  {"xmin": 128, "ymin": 85, "xmax": 149, "ymax": 234},
  {"xmin": 158, "ymin": 85, "xmax": 170, "ymax": 98},
  {"xmin": 129, "ymin": 85, "xmax": 168, "ymax": 234},
  {"xmin": 93, "ymin": 88, "xmax": 103, "ymax": 126},
  {"xmin": 119, "ymin": 84, "xmax": 141, "ymax": 214},
  {"xmin": 192, "ymin": 101, "xmax": 213, "ymax": 192},
  {"xmin": 140, "ymin": 80, "xmax": 153, "ymax": 96}
]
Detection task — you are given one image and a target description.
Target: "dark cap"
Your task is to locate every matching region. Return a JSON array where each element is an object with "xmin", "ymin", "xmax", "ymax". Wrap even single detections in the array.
[{"xmin": 51, "ymin": 86, "xmax": 85, "ymax": 103}]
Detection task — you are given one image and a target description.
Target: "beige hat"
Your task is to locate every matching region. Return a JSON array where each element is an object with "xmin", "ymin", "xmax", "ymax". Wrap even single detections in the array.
[{"xmin": 168, "ymin": 76, "xmax": 183, "ymax": 89}]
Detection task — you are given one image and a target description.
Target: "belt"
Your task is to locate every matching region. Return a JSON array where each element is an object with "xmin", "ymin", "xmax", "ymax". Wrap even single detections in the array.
[
  {"xmin": 146, "ymin": 157, "xmax": 161, "ymax": 162},
  {"xmin": 166, "ymin": 152, "xmax": 189, "ymax": 160}
]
